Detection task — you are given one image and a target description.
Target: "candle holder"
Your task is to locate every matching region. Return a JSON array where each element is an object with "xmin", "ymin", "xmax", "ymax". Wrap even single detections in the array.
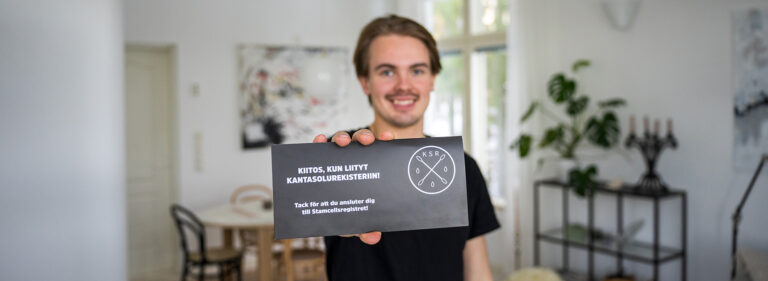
[{"xmin": 625, "ymin": 117, "xmax": 677, "ymax": 193}]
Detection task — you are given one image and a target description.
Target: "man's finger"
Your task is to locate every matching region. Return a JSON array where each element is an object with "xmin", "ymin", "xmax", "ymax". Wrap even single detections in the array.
[
  {"xmin": 377, "ymin": 131, "xmax": 394, "ymax": 141},
  {"xmin": 313, "ymin": 134, "xmax": 328, "ymax": 143},
  {"xmin": 359, "ymin": 232, "xmax": 382, "ymax": 245},
  {"xmin": 352, "ymin": 129, "xmax": 375, "ymax": 146},
  {"xmin": 331, "ymin": 131, "xmax": 351, "ymax": 147},
  {"xmin": 338, "ymin": 231, "xmax": 382, "ymax": 245}
]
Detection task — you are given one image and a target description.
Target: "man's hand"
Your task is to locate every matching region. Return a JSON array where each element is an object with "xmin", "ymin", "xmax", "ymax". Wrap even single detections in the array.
[
  {"xmin": 312, "ymin": 129, "xmax": 394, "ymax": 147},
  {"xmin": 312, "ymin": 128, "xmax": 393, "ymax": 245}
]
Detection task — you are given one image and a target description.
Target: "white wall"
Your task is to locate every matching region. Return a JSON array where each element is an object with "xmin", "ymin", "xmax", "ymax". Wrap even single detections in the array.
[
  {"xmin": 124, "ymin": 0, "xmax": 393, "ymax": 210},
  {"xmin": 0, "ymin": 0, "xmax": 126, "ymax": 280},
  {"xmin": 515, "ymin": 0, "xmax": 768, "ymax": 280}
]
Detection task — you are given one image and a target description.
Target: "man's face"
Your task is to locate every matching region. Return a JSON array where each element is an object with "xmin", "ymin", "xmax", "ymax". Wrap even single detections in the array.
[{"xmin": 358, "ymin": 34, "xmax": 435, "ymax": 128}]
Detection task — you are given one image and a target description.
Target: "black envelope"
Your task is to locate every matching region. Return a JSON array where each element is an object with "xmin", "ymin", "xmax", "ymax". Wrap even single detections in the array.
[{"xmin": 271, "ymin": 136, "xmax": 468, "ymax": 239}]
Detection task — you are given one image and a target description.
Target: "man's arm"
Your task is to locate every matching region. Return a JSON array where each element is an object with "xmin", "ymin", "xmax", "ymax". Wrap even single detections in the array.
[{"xmin": 463, "ymin": 235, "xmax": 493, "ymax": 281}]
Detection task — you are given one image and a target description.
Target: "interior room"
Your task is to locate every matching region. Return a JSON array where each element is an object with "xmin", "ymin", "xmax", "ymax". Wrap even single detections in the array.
[{"xmin": 2, "ymin": 0, "xmax": 768, "ymax": 280}]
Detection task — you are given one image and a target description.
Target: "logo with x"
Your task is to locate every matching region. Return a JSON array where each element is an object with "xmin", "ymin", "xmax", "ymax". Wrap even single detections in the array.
[{"xmin": 407, "ymin": 145, "xmax": 456, "ymax": 195}]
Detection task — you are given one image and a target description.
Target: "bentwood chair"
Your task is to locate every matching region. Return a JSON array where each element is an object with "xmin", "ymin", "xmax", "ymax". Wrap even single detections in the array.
[
  {"xmin": 170, "ymin": 204, "xmax": 243, "ymax": 281},
  {"xmin": 230, "ymin": 184, "xmax": 275, "ymax": 256},
  {"xmin": 230, "ymin": 184, "xmax": 273, "ymax": 206}
]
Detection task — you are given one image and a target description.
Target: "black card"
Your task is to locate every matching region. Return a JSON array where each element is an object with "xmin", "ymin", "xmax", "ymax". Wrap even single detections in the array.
[{"xmin": 271, "ymin": 136, "xmax": 468, "ymax": 239}]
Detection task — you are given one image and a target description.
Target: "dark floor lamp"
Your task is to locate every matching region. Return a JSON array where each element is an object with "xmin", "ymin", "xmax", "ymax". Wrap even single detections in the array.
[{"xmin": 731, "ymin": 154, "xmax": 768, "ymax": 280}]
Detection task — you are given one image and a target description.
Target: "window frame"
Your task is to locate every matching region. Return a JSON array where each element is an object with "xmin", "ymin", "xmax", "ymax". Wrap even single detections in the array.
[
  {"xmin": 431, "ymin": 0, "xmax": 507, "ymax": 153},
  {"xmin": 428, "ymin": 0, "xmax": 508, "ymax": 198}
]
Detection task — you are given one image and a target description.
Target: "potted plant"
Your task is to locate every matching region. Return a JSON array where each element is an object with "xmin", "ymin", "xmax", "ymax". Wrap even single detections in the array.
[{"xmin": 510, "ymin": 60, "xmax": 626, "ymax": 196}]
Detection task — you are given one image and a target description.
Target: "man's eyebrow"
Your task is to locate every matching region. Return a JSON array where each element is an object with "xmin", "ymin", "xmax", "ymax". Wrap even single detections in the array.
[
  {"xmin": 373, "ymin": 64, "xmax": 395, "ymax": 71},
  {"xmin": 373, "ymin": 63, "xmax": 430, "ymax": 71}
]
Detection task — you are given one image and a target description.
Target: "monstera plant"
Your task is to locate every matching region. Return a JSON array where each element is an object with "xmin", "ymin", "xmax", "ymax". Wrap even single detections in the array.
[{"xmin": 510, "ymin": 60, "xmax": 625, "ymax": 196}]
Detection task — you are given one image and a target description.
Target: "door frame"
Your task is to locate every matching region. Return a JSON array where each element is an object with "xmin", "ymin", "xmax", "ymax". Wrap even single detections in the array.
[{"xmin": 124, "ymin": 43, "xmax": 180, "ymax": 276}]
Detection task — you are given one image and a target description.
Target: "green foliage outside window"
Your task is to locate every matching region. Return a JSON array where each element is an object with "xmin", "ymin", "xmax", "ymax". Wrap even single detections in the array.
[{"xmin": 432, "ymin": 0, "xmax": 463, "ymax": 39}]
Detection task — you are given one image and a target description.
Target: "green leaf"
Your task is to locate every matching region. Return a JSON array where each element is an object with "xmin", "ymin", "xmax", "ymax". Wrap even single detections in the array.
[
  {"xmin": 539, "ymin": 125, "xmax": 564, "ymax": 148},
  {"xmin": 566, "ymin": 96, "xmax": 590, "ymax": 116},
  {"xmin": 586, "ymin": 111, "xmax": 621, "ymax": 148},
  {"xmin": 510, "ymin": 134, "xmax": 533, "ymax": 158},
  {"xmin": 572, "ymin": 60, "xmax": 591, "ymax": 73},
  {"xmin": 547, "ymin": 74, "xmax": 576, "ymax": 104},
  {"xmin": 520, "ymin": 102, "xmax": 538, "ymax": 123},
  {"xmin": 568, "ymin": 164, "xmax": 599, "ymax": 197},
  {"xmin": 598, "ymin": 98, "xmax": 626, "ymax": 108}
]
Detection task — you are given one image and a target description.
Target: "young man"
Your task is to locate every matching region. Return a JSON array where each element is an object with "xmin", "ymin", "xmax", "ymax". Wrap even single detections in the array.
[{"xmin": 313, "ymin": 15, "xmax": 500, "ymax": 281}]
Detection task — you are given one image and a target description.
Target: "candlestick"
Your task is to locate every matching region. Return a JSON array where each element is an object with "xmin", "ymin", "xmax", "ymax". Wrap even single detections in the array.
[
  {"xmin": 643, "ymin": 116, "xmax": 649, "ymax": 134},
  {"xmin": 667, "ymin": 118, "xmax": 673, "ymax": 135},
  {"xmin": 625, "ymin": 117, "xmax": 679, "ymax": 193}
]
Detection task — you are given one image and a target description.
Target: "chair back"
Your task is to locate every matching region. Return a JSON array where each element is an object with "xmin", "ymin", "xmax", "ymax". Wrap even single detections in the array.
[
  {"xmin": 170, "ymin": 204, "xmax": 207, "ymax": 262},
  {"xmin": 230, "ymin": 184, "xmax": 272, "ymax": 205}
]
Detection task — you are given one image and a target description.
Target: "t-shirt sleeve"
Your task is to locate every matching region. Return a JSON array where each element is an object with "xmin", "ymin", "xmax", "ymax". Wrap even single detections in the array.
[{"xmin": 465, "ymin": 154, "xmax": 501, "ymax": 239}]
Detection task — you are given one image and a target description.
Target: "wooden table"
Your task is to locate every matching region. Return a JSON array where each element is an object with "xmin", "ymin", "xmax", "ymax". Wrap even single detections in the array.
[{"xmin": 198, "ymin": 202, "xmax": 293, "ymax": 281}]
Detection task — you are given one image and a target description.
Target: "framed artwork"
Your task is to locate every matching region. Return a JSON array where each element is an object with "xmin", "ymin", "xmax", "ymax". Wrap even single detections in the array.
[
  {"xmin": 732, "ymin": 7, "xmax": 768, "ymax": 169},
  {"xmin": 239, "ymin": 45, "xmax": 348, "ymax": 149}
]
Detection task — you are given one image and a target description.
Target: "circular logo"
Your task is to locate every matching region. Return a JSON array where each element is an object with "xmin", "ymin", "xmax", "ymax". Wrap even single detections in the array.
[{"xmin": 407, "ymin": 145, "xmax": 456, "ymax": 195}]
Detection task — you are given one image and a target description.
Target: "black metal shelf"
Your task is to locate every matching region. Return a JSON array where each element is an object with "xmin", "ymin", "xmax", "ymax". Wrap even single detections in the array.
[
  {"xmin": 536, "ymin": 179, "xmax": 686, "ymax": 198},
  {"xmin": 533, "ymin": 178, "xmax": 687, "ymax": 281},
  {"xmin": 537, "ymin": 229, "xmax": 683, "ymax": 264}
]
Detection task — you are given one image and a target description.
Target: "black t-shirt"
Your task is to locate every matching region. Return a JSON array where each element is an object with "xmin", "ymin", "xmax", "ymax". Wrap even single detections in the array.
[{"xmin": 323, "ymin": 130, "xmax": 501, "ymax": 281}]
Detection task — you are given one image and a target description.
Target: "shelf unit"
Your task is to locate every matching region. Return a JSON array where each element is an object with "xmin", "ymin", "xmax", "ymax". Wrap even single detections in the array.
[{"xmin": 533, "ymin": 179, "xmax": 687, "ymax": 281}]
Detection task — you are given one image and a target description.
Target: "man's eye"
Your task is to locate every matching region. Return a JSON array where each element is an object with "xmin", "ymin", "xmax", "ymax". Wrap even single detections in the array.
[
  {"xmin": 380, "ymin": 70, "xmax": 393, "ymax": 76},
  {"xmin": 413, "ymin": 69, "xmax": 425, "ymax": 75}
]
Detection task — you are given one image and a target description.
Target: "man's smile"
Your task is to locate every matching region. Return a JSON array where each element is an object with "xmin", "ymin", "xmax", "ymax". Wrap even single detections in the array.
[{"xmin": 387, "ymin": 94, "xmax": 418, "ymax": 110}]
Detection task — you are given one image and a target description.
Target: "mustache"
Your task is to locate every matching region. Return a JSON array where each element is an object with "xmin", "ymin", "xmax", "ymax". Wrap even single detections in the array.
[{"xmin": 385, "ymin": 91, "xmax": 419, "ymax": 99}]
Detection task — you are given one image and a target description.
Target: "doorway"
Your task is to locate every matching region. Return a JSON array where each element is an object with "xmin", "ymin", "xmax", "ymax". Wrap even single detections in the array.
[{"xmin": 125, "ymin": 45, "xmax": 178, "ymax": 280}]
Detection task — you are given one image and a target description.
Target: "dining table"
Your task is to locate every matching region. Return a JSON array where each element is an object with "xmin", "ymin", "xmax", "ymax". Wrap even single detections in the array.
[{"xmin": 198, "ymin": 201, "xmax": 294, "ymax": 281}]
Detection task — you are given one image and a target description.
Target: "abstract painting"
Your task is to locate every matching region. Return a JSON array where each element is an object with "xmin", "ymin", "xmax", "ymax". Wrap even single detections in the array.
[
  {"xmin": 733, "ymin": 7, "xmax": 768, "ymax": 169},
  {"xmin": 239, "ymin": 45, "xmax": 348, "ymax": 148}
]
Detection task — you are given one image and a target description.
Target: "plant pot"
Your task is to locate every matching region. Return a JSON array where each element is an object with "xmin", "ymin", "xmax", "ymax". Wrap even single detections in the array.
[{"xmin": 557, "ymin": 159, "xmax": 578, "ymax": 182}]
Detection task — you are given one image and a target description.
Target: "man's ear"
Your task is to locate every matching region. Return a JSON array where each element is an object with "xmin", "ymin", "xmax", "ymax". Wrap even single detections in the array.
[{"xmin": 357, "ymin": 76, "xmax": 371, "ymax": 96}]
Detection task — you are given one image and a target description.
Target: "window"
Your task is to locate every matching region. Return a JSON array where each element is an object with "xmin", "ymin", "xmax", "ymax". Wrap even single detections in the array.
[
  {"xmin": 471, "ymin": 47, "xmax": 506, "ymax": 195},
  {"xmin": 470, "ymin": 0, "xmax": 510, "ymax": 35},
  {"xmin": 424, "ymin": 51, "xmax": 464, "ymax": 137},
  {"xmin": 422, "ymin": 0, "xmax": 509, "ymax": 197},
  {"xmin": 425, "ymin": 0, "xmax": 464, "ymax": 40}
]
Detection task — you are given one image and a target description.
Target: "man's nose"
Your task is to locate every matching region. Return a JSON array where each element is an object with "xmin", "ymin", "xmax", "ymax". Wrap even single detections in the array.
[{"xmin": 395, "ymin": 72, "xmax": 413, "ymax": 92}]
